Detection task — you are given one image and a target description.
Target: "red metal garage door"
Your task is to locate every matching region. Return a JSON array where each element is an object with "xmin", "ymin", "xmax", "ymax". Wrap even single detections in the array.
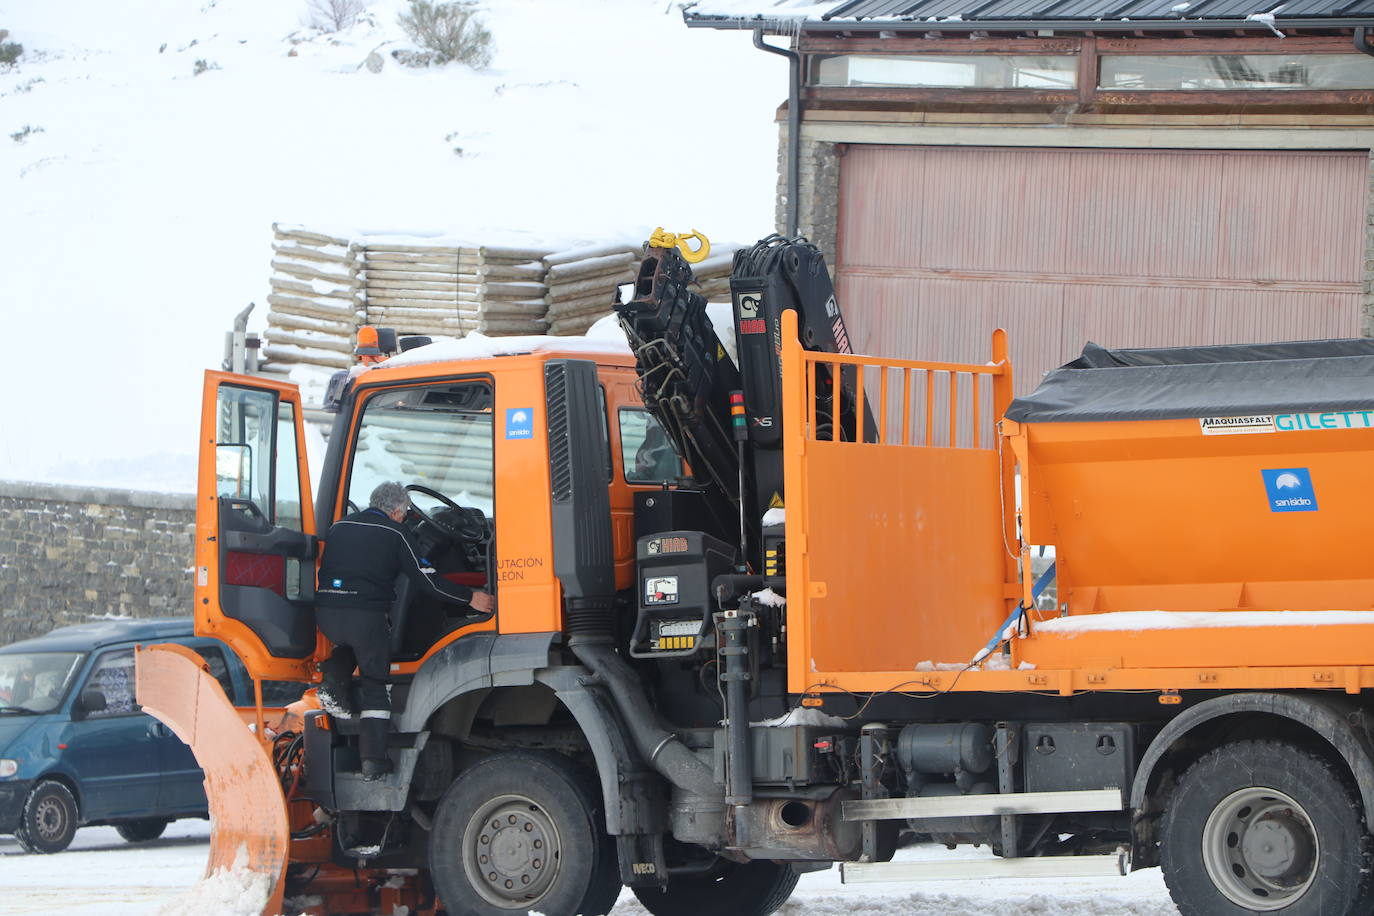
[{"xmin": 835, "ymin": 146, "xmax": 1367, "ymax": 392}]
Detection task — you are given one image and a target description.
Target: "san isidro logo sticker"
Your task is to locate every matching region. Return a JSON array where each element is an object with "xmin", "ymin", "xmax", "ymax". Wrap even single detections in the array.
[
  {"xmin": 1261, "ymin": 468, "xmax": 1318, "ymax": 512},
  {"xmin": 505, "ymin": 408, "xmax": 534, "ymax": 440}
]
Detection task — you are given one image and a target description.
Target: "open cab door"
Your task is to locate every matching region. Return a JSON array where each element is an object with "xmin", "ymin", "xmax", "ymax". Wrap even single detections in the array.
[
  {"xmin": 134, "ymin": 370, "xmax": 316, "ymax": 916},
  {"xmin": 194, "ymin": 370, "xmax": 319, "ymax": 679}
]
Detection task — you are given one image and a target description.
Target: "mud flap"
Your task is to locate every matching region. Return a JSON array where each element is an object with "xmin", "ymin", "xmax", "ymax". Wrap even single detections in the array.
[{"xmin": 135, "ymin": 643, "xmax": 290, "ymax": 916}]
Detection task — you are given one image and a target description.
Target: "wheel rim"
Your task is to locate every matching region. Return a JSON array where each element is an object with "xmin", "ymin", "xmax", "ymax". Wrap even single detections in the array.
[
  {"xmin": 33, "ymin": 793, "xmax": 68, "ymax": 843},
  {"xmin": 462, "ymin": 793, "xmax": 562, "ymax": 909},
  {"xmin": 1201, "ymin": 786, "xmax": 1318, "ymax": 910}
]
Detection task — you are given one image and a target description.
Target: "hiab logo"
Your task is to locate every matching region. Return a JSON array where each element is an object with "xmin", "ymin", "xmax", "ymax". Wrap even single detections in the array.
[{"xmin": 1261, "ymin": 468, "xmax": 1318, "ymax": 513}]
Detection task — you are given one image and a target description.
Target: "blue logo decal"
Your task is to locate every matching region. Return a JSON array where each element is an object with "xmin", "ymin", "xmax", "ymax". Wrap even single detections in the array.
[
  {"xmin": 506, "ymin": 407, "xmax": 534, "ymax": 440},
  {"xmin": 1261, "ymin": 468, "xmax": 1318, "ymax": 512},
  {"xmin": 332, "ymin": 578, "xmax": 344, "ymax": 589}
]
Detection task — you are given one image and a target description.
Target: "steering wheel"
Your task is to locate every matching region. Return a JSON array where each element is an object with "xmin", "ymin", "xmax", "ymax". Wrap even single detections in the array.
[{"xmin": 404, "ymin": 484, "xmax": 491, "ymax": 543}]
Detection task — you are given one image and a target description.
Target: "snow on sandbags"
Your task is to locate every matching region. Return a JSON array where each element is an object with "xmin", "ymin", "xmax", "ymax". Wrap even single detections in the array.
[
  {"xmin": 543, "ymin": 243, "xmax": 640, "ymax": 336},
  {"xmin": 542, "ymin": 242, "xmax": 742, "ymax": 337},
  {"xmin": 362, "ymin": 242, "xmax": 553, "ymax": 338},
  {"xmin": 264, "ymin": 223, "xmax": 363, "ymax": 371}
]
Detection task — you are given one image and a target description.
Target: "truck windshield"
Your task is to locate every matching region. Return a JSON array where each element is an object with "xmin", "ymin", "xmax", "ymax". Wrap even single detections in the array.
[
  {"xmin": 0, "ymin": 652, "xmax": 84, "ymax": 713},
  {"xmin": 345, "ymin": 382, "xmax": 495, "ymax": 518}
]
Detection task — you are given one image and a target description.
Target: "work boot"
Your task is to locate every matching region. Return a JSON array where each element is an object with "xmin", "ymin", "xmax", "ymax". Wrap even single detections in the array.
[
  {"xmin": 358, "ymin": 714, "xmax": 393, "ymax": 781},
  {"xmin": 315, "ymin": 681, "xmax": 355, "ymax": 720},
  {"xmin": 316, "ymin": 653, "xmax": 357, "ymax": 719},
  {"xmin": 361, "ymin": 757, "xmax": 394, "ymax": 781}
]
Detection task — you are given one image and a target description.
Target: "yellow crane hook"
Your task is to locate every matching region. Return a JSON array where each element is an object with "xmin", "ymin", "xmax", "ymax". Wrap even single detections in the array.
[{"xmin": 648, "ymin": 227, "xmax": 711, "ymax": 264}]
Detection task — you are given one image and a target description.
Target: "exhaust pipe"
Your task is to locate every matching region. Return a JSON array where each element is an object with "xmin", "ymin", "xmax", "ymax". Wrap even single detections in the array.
[{"xmin": 546, "ymin": 360, "xmax": 721, "ymax": 800}]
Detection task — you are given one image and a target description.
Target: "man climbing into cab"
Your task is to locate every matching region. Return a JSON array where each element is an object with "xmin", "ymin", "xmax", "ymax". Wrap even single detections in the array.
[{"xmin": 315, "ymin": 481, "xmax": 494, "ymax": 778}]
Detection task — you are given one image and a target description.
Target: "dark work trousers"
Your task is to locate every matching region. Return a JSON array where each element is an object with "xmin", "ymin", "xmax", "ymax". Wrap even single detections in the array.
[{"xmin": 317, "ymin": 606, "xmax": 391, "ymax": 717}]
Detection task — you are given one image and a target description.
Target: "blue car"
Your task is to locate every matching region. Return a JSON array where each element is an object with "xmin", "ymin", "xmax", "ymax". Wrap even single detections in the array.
[{"xmin": 0, "ymin": 618, "xmax": 259, "ymax": 853}]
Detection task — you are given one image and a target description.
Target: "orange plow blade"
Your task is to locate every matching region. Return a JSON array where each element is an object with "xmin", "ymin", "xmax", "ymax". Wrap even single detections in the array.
[{"xmin": 135, "ymin": 643, "xmax": 290, "ymax": 916}]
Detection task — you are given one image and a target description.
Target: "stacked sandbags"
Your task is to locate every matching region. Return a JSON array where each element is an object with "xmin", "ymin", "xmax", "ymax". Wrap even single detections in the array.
[
  {"xmin": 362, "ymin": 243, "xmax": 551, "ymax": 337},
  {"xmin": 543, "ymin": 243, "xmax": 640, "ymax": 336},
  {"xmin": 543, "ymin": 242, "xmax": 744, "ymax": 336},
  {"xmin": 687, "ymin": 249, "xmax": 737, "ymax": 301},
  {"xmin": 361, "ymin": 243, "xmax": 466, "ymax": 338},
  {"xmin": 264, "ymin": 224, "xmax": 364, "ymax": 370},
  {"xmin": 464, "ymin": 246, "xmax": 552, "ymax": 334}
]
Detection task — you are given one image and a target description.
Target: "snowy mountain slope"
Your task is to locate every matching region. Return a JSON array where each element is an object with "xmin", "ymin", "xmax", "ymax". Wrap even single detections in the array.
[{"xmin": 0, "ymin": 0, "xmax": 783, "ymax": 490}]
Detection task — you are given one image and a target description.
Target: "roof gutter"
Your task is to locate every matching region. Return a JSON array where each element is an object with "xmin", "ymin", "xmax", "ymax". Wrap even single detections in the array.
[
  {"xmin": 689, "ymin": 15, "xmax": 1374, "ymax": 33},
  {"xmin": 753, "ymin": 29, "xmax": 802, "ymax": 237}
]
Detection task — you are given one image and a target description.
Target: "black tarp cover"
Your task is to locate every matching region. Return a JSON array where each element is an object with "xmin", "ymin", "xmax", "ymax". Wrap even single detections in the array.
[{"xmin": 1003, "ymin": 338, "xmax": 1374, "ymax": 423}]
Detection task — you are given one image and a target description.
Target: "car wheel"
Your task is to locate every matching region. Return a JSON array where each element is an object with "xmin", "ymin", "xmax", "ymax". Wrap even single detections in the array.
[
  {"xmin": 428, "ymin": 751, "xmax": 620, "ymax": 916},
  {"xmin": 115, "ymin": 817, "xmax": 169, "ymax": 843},
  {"xmin": 1160, "ymin": 739, "xmax": 1370, "ymax": 916},
  {"xmin": 14, "ymin": 780, "xmax": 79, "ymax": 854},
  {"xmin": 633, "ymin": 856, "xmax": 799, "ymax": 916}
]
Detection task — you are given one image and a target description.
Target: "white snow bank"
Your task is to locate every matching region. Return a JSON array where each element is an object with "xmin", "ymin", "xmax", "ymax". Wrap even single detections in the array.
[
  {"xmin": 761, "ymin": 507, "xmax": 786, "ymax": 527},
  {"xmin": 1035, "ymin": 610, "xmax": 1374, "ymax": 634},
  {"xmin": 755, "ymin": 707, "xmax": 848, "ymax": 728},
  {"xmin": 154, "ymin": 844, "xmax": 269, "ymax": 916}
]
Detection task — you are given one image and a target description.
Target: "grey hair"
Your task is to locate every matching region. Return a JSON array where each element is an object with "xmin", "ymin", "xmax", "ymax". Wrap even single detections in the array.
[{"xmin": 369, "ymin": 481, "xmax": 410, "ymax": 515}]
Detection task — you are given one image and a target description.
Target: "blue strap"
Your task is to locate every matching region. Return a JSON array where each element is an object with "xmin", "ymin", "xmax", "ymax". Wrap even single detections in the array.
[{"xmin": 975, "ymin": 562, "xmax": 1056, "ymax": 661}]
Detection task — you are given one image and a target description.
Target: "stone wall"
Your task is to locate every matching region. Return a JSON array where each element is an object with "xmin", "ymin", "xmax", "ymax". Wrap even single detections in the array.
[
  {"xmin": 775, "ymin": 128, "xmax": 842, "ymax": 267},
  {"xmin": 0, "ymin": 481, "xmax": 195, "ymax": 646}
]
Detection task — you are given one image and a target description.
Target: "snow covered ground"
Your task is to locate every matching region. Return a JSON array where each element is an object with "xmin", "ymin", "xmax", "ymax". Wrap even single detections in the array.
[
  {"xmin": 0, "ymin": 0, "xmax": 782, "ymax": 491},
  {"xmin": 0, "ymin": 821, "xmax": 1180, "ymax": 915}
]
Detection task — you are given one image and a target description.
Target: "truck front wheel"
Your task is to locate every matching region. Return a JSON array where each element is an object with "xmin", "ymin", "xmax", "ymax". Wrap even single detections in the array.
[
  {"xmin": 1160, "ymin": 739, "xmax": 1370, "ymax": 915},
  {"xmin": 428, "ymin": 751, "xmax": 620, "ymax": 916},
  {"xmin": 633, "ymin": 857, "xmax": 799, "ymax": 916}
]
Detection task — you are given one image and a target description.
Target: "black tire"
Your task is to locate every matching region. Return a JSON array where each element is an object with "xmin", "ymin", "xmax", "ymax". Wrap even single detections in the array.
[
  {"xmin": 115, "ymin": 818, "xmax": 169, "ymax": 843},
  {"xmin": 1160, "ymin": 739, "xmax": 1371, "ymax": 916},
  {"xmin": 632, "ymin": 858, "xmax": 799, "ymax": 916},
  {"xmin": 428, "ymin": 751, "xmax": 621, "ymax": 916},
  {"xmin": 14, "ymin": 780, "xmax": 79, "ymax": 854}
]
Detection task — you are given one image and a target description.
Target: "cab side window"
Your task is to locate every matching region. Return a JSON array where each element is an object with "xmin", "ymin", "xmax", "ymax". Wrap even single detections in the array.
[
  {"xmin": 620, "ymin": 409, "xmax": 681, "ymax": 484},
  {"xmin": 85, "ymin": 649, "xmax": 138, "ymax": 717}
]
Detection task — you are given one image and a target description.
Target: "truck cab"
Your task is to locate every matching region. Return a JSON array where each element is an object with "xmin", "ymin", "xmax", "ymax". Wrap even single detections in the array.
[{"xmin": 196, "ymin": 336, "xmax": 679, "ymax": 686}]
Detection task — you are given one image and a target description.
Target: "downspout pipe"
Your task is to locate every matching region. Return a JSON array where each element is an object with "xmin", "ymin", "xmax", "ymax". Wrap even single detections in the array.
[
  {"xmin": 753, "ymin": 29, "xmax": 802, "ymax": 237},
  {"xmin": 1357, "ymin": 26, "xmax": 1374, "ymax": 55}
]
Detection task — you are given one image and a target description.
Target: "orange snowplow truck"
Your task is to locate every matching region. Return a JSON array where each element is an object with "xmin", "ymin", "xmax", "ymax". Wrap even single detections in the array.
[{"xmin": 139, "ymin": 233, "xmax": 1374, "ymax": 916}]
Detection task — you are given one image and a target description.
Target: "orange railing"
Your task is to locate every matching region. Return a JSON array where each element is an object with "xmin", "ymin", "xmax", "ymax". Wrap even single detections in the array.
[{"xmin": 778, "ymin": 310, "xmax": 1021, "ymax": 692}]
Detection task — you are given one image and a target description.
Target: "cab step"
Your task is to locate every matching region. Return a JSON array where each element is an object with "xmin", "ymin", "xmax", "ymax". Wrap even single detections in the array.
[
  {"xmin": 841, "ymin": 849, "xmax": 1129, "ymax": 884},
  {"xmin": 841, "ymin": 787, "xmax": 1122, "ymax": 821}
]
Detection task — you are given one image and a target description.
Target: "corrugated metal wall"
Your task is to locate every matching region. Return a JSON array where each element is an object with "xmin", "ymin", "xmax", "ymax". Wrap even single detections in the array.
[{"xmin": 835, "ymin": 146, "xmax": 1367, "ymax": 391}]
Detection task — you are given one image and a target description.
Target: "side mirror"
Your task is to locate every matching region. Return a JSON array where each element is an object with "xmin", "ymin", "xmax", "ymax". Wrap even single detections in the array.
[{"xmin": 77, "ymin": 688, "xmax": 107, "ymax": 716}]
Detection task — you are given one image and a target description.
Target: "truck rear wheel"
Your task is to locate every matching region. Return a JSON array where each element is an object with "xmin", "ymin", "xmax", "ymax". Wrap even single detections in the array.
[
  {"xmin": 428, "ymin": 751, "xmax": 620, "ymax": 916},
  {"xmin": 632, "ymin": 858, "xmax": 799, "ymax": 916},
  {"xmin": 1160, "ymin": 739, "xmax": 1370, "ymax": 916}
]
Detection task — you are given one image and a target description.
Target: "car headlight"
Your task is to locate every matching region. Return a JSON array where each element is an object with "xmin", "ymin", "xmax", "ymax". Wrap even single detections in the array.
[{"xmin": 0, "ymin": 759, "xmax": 16, "ymax": 778}]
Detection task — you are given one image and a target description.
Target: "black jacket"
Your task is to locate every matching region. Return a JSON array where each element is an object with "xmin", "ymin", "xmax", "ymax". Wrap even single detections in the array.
[{"xmin": 316, "ymin": 508, "xmax": 475, "ymax": 612}]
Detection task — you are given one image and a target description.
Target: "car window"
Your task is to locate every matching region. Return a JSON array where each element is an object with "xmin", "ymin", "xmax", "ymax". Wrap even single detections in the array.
[
  {"xmin": 84, "ymin": 649, "xmax": 139, "ymax": 717},
  {"xmin": 194, "ymin": 645, "xmax": 237, "ymax": 699}
]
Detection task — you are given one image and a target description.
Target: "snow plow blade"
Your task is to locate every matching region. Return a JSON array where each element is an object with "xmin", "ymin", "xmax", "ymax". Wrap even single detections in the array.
[{"xmin": 135, "ymin": 643, "xmax": 289, "ymax": 916}]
